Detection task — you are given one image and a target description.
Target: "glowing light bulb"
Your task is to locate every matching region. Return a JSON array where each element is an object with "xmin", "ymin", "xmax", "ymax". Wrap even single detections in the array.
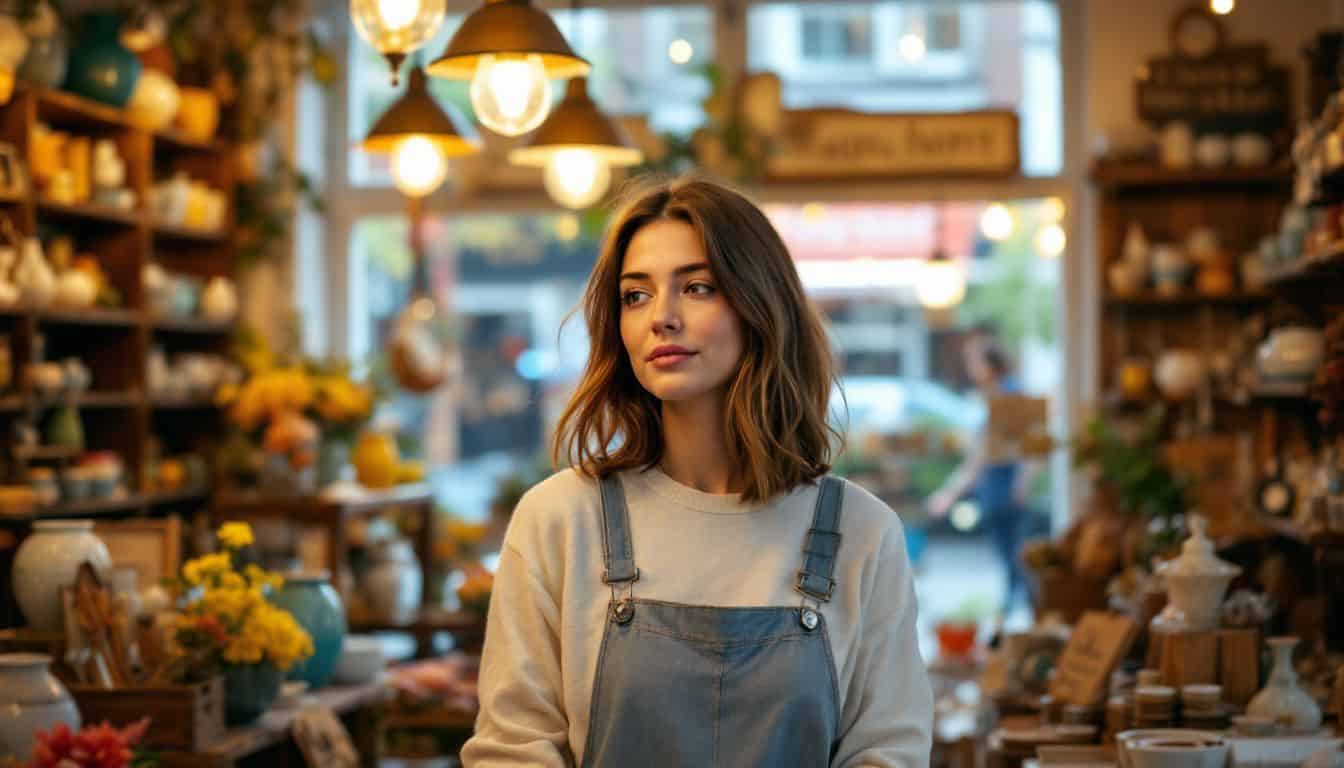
[
  {"xmin": 470, "ymin": 54, "xmax": 552, "ymax": 136},
  {"xmin": 668, "ymin": 38, "xmax": 694, "ymax": 65},
  {"xmin": 900, "ymin": 33, "xmax": 926, "ymax": 61},
  {"xmin": 543, "ymin": 149, "xmax": 612, "ymax": 209},
  {"xmin": 351, "ymin": 0, "xmax": 445, "ymax": 80},
  {"xmin": 1210, "ymin": 0, "xmax": 1234, "ymax": 14},
  {"xmin": 391, "ymin": 136, "xmax": 449, "ymax": 197},
  {"xmin": 1043, "ymin": 196, "xmax": 1066, "ymax": 223},
  {"xmin": 1035, "ymin": 224, "xmax": 1067, "ymax": 258},
  {"xmin": 980, "ymin": 203, "xmax": 1014, "ymax": 241},
  {"xmin": 916, "ymin": 255, "xmax": 965, "ymax": 309},
  {"xmin": 554, "ymin": 213, "xmax": 581, "ymax": 241}
]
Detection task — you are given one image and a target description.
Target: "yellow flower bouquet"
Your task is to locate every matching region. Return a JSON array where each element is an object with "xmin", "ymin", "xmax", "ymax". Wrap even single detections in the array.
[{"xmin": 169, "ymin": 522, "xmax": 313, "ymax": 683}]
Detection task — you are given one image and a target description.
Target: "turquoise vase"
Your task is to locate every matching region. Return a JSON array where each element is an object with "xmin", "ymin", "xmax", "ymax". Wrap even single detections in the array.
[
  {"xmin": 63, "ymin": 13, "xmax": 140, "ymax": 107},
  {"xmin": 272, "ymin": 572, "xmax": 346, "ymax": 689},
  {"xmin": 18, "ymin": 33, "xmax": 68, "ymax": 89},
  {"xmin": 223, "ymin": 662, "xmax": 283, "ymax": 726}
]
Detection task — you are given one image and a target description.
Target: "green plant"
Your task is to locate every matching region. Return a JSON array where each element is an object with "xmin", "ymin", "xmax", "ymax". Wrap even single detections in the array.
[{"xmin": 1073, "ymin": 405, "xmax": 1192, "ymax": 561}]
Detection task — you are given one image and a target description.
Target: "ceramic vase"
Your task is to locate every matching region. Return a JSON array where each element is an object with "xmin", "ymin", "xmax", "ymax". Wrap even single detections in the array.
[
  {"xmin": 1247, "ymin": 636, "xmax": 1323, "ymax": 730},
  {"xmin": 363, "ymin": 538, "xmax": 422, "ymax": 625},
  {"xmin": 13, "ymin": 519, "xmax": 111, "ymax": 630},
  {"xmin": 223, "ymin": 661, "xmax": 283, "ymax": 726},
  {"xmin": 17, "ymin": 33, "xmax": 65, "ymax": 89},
  {"xmin": 63, "ymin": 12, "xmax": 140, "ymax": 107},
  {"xmin": 15, "ymin": 238, "xmax": 55, "ymax": 308},
  {"xmin": 1152, "ymin": 516, "xmax": 1240, "ymax": 631},
  {"xmin": 0, "ymin": 654, "xmax": 80, "ymax": 761},
  {"xmin": 126, "ymin": 68, "xmax": 180, "ymax": 131},
  {"xmin": 272, "ymin": 571, "xmax": 346, "ymax": 689}
]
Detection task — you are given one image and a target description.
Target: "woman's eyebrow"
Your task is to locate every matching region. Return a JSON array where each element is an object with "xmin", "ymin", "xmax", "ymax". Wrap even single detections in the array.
[{"xmin": 620, "ymin": 262, "xmax": 712, "ymax": 281}]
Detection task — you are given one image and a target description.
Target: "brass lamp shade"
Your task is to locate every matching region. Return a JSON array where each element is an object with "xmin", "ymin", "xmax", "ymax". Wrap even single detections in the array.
[
  {"xmin": 361, "ymin": 68, "xmax": 480, "ymax": 156},
  {"xmin": 426, "ymin": 0, "xmax": 590, "ymax": 80},
  {"xmin": 509, "ymin": 78, "xmax": 644, "ymax": 167}
]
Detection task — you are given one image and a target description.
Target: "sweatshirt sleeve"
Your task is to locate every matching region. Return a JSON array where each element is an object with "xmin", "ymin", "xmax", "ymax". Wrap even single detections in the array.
[
  {"xmin": 459, "ymin": 540, "xmax": 573, "ymax": 767},
  {"xmin": 832, "ymin": 521, "xmax": 934, "ymax": 768}
]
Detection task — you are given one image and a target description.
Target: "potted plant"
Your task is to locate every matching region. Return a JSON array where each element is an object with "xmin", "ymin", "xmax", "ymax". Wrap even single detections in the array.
[{"xmin": 167, "ymin": 522, "xmax": 313, "ymax": 725}]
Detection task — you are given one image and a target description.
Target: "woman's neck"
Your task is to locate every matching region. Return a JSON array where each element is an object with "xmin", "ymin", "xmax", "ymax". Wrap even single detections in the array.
[{"xmin": 658, "ymin": 392, "xmax": 742, "ymax": 495}]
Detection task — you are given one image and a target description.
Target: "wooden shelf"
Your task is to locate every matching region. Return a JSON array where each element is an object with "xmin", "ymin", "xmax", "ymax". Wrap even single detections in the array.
[
  {"xmin": 1264, "ymin": 242, "xmax": 1344, "ymax": 286},
  {"xmin": 149, "ymin": 396, "xmax": 220, "ymax": 410},
  {"xmin": 145, "ymin": 486, "xmax": 212, "ymax": 506},
  {"xmin": 349, "ymin": 610, "xmax": 483, "ymax": 635},
  {"xmin": 150, "ymin": 315, "xmax": 235, "ymax": 334},
  {"xmin": 33, "ymin": 87, "xmax": 129, "ymax": 131},
  {"xmin": 36, "ymin": 198, "xmax": 141, "ymax": 226},
  {"xmin": 1104, "ymin": 291, "xmax": 1270, "ymax": 307},
  {"xmin": 1249, "ymin": 381, "xmax": 1312, "ymax": 400},
  {"xmin": 1091, "ymin": 162, "xmax": 1292, "ymax": 190},
  {"xmin": 13, "ymin": 445, "xmax": 81, "ymax": 461},
  {"xmin": 36, "ymin": 307, "xmax": 140, "ymax": 327},
  {"xmin": 39, "ymin": 494, "xmax": 142, "ymax": 518},
  {"xmin": 0, "ymin": 190, "xmax": 24, "ymax": 204},
  {"xmin": 152, "ymin": 221, "xmax": 228, "ymax": 243},
  {"xmin": 153, "ymin": 129, "xmax": 228, "ymax": 154},
  {"xmin": 30, "ymin": 391, "xmax": 141, "ymax": 409}
]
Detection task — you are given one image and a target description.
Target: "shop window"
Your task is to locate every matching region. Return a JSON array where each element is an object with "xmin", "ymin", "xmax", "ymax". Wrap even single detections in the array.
[
  {"xmin": 345, "ymin": 5, "xmax": 713, "ymax": 187},
  {"xmin": 748, "ymin": 0, "xmax": 1062, "ymax": 176}
]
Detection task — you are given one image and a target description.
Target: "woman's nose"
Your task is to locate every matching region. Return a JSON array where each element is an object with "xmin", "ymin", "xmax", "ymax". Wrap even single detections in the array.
[{"xmin": 652, "ymin": 293, "xmax": 682, "ymax": 333}]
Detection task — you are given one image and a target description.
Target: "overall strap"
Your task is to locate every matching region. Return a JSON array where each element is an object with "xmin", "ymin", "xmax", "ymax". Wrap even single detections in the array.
[
  {"xmin": 795, "ymin": 476, "xmax": 844, "ymax": 603},
  {"xmin": 598, "ymin": 474, "xmax": 639, "ymax": 585}
]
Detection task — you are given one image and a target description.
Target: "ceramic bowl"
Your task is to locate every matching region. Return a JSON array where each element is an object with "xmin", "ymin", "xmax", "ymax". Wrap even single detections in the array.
[
  {"xmin": 1129, "ymin": 734, "xmax": 1228, "ymax": 768},
  {"xmin": 1195, "ymin": 135, "xmax": 1231, "ymax": 168},
  {"xmin": 1116, "ymin": 730, "xmax": 1224, "ymax": 768},
  {"xmin": 331, "ymin": 635, "xmax": 384, "ymax": 685},
  {"xmin": 1229, "ymin": 715, "xmax": 1275, "ymax": 736},
  {"xmin": 1257, "ymin": 326, "xmax": 1325, "ymax": 381},
  {"xmin": 1233, "ymin": 133, "xmax": 1272, "ymax": 167}
]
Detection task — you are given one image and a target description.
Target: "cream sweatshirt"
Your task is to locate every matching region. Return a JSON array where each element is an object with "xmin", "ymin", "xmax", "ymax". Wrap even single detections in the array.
[{"xmin": 460, "ymin": 466, "xmax": 933, "ymax": 768}]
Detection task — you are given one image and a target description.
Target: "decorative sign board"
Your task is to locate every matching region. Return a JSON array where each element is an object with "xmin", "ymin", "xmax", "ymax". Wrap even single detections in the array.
[
  {"xmin": 1135, "ymin": 7, "xmax": 1289, "ymax": 133},
  {"xmin": 986, "ymin": 394, "xmax": 1052, "ymax": 462},
  {"xmin": 767, "ymin": 110, "xmax": 1020, "ymax": 181},
  {"xmin": 1048, "ymin": 612, "xmax": 1139, "ymax": 707}
]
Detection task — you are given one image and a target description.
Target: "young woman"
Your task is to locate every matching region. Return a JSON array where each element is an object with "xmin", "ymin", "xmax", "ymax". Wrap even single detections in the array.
[{"xmin": 461, "ymin": 177, "xmax": 932, "ymax": 767}]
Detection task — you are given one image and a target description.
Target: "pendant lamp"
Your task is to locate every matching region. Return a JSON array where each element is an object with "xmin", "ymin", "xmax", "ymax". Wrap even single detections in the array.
[
  {"xmin": 361, "ymin": 66, "xmax": 480, "ymax": 197},
  {"xmin": 426, "ymin": 0, "xmax": 589, "ymax": 137},
  {"xmin": 351, "ymin": 0, "xmax": 447, "ymax": 86},
  {"xmin": 509, "ymin": 77, "xmax": 643, "ymax": 209}
]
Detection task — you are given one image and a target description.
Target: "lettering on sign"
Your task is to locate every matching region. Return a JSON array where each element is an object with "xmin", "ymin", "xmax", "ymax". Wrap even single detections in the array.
[
  {"xmin": 1049, "ymin": 612, "xmax": 1139, "ymax": 707},
  {"xmin": 1135, "ymin": 8, "xmax": 1289, "ymax": 133},
  {"xmin": 767, "ymin": 110, "xmax": 1020, "ymax": 181}
]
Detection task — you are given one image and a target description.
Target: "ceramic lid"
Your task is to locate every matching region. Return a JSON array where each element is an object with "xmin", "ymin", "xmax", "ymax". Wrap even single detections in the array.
[{"xmin": 1156, "ymin": 516, "xmax": 1241, "ymax": 578}]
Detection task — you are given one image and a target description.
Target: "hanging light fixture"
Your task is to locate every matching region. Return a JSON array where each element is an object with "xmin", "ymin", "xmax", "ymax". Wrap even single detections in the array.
[
  {"xmin": 361, "ymin": 66, "xmax": 480, "ymax": 197},
  {"xmin": 426, "ymin": 0, "xmax": 590, "ymax": 137},
  {"xmin": 351, "ymin": 0, "xmax": 447, "ymax": 86},
  {"xmin": 509, "ymin": 77, "xmax": 643, "ymax": 209},
  {"xmin": 916, "ymin": 206, "xmax": 966, "ymax": 309}
]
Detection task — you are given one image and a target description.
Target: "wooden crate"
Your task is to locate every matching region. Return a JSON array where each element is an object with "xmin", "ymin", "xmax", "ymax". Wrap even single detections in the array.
[{"xmin": 71, "ymin": 676, "xmax": 225, "ymax": 751}]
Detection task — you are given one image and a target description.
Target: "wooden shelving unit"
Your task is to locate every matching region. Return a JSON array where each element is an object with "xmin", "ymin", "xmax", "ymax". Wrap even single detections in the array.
[{"xmin": 0, "ymin": 85, "xmax": 239, "ymax": 628}]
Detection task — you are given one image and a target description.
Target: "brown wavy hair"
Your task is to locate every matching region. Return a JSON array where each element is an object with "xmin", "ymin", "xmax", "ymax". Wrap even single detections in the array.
[{"xmin": 552, "ymin": 176, "xmax": 841, "ymax": 502}]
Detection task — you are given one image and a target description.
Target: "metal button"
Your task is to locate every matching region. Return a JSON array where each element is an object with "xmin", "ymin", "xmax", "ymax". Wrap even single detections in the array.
[
  {"xmin": 800, "ymin": 608, "xmax": 819, "ymax": 631},
  {"xmin": 612, "ymin": 599, "xmax": 634, "ymax": 625}
]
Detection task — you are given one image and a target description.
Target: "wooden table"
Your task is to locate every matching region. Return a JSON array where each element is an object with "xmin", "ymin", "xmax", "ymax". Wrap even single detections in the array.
[
  {"xmin": 212, "ymin": 484, "xmax": 436, "ymax": 609},
  {"xmin": 156, "ymin": 682, "xmax": 392, "ymax": 768}
]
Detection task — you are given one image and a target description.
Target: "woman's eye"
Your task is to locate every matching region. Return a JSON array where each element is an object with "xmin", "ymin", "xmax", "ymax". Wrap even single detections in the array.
[
  {"xmin": 686, "ymin": 283, "xmax": 715, "ymax": 296},
  {"xmin": 621, "ymin": 289, "xmax": 649, "ymax": 306}
]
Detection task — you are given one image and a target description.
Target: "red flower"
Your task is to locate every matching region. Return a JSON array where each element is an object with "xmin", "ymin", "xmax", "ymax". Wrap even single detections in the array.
[
  {"xmin": 28, "ymin": 718, "xmax": 150, "ymax": 768},
  {"xmin": 197, "ymin": 614, "xmax": 229, "ymax": 646}
]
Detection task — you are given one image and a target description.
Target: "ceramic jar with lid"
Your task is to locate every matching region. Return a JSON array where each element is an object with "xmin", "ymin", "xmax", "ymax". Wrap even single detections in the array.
[
  {"xmin": 362, "ymin": 538, "xmax": 422, "ymax": 626},
  {"xmin": 12, "ymin": 519, "xmax": 111, "ymax": 630},
  {"xmin": 1152, "ymin": 516, "xmax": 1240, "ymax": 632}
]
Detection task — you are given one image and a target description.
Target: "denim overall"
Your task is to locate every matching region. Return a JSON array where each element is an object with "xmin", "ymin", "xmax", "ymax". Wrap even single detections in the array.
[{"xmin": 580, "ymin": 475, "xmax": 846, "ymax": 767}]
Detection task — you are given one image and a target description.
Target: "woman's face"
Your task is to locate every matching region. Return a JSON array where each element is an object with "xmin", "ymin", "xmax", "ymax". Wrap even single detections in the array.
[{"xmin": 618, "ymin": 218, "xmax": 745, "ymax": 406}]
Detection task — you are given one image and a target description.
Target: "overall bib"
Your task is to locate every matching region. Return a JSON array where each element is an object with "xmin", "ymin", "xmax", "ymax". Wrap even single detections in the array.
[{"xmin": 581, "ymin": 475, "xmax": 846, "ymax": 767}]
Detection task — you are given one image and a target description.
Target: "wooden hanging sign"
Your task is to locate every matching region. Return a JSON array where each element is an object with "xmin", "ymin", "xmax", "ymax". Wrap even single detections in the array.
[
  {"xmin": 1048, "ymin": 612, "xmax": 1140, "ymax": 707},
  {"xmin": 766, "ymin": 109, "xmax": 1020, "ymax": 181},
  {"xmin": 1134, "ymin": 6, "xmax": 1290, "ymax": 132}
]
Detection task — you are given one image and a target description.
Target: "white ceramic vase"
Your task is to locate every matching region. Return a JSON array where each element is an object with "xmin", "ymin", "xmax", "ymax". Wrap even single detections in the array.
[
  {"xmin": 0, "ymin": 653, "xmax": 80, "ymax": 761},
  {"xmin": 1247, "ymin": 636, "xmax": 1322, "ymax": 730},
  {"xmin": 1152, "ymin": 516, "xmax": 1240, "ymax": 631},
  {"xmin": 12, "ymin": 519, "xmax": 111, "ymax": 630},
  {"xmin": 363, "ymin": 538, "xmax": 422, "ymax": 625}
]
